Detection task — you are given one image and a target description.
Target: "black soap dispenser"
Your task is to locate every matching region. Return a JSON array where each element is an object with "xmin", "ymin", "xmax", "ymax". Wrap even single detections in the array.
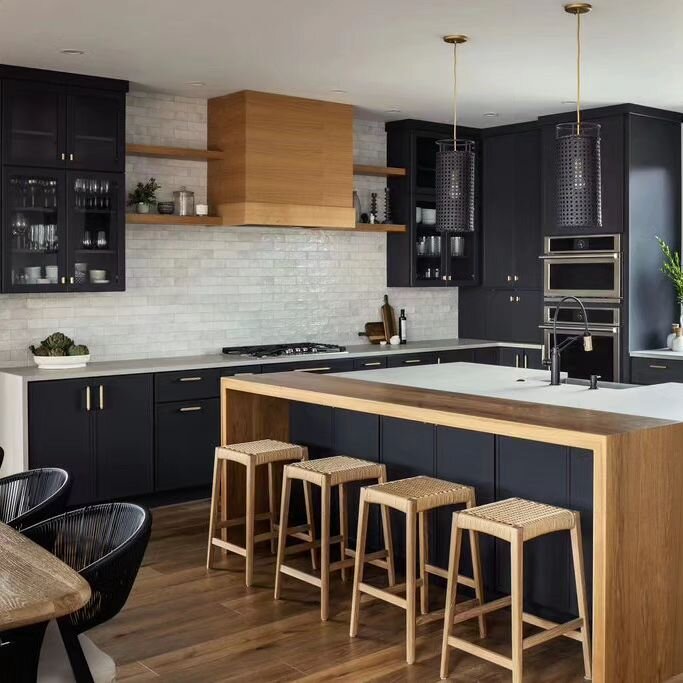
[{"xmin": 399, "ymin": 309, "xmax": 407, "ymax": 344}]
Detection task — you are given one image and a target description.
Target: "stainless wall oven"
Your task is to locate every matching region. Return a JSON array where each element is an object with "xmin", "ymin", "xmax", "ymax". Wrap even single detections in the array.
[
  {"xmin": 541, "ymin": 234, "xmax": 622, "ymax": 301},
  {"xmin": 541, "ymin": 300, "xmax": 621, "ymax": 381}
]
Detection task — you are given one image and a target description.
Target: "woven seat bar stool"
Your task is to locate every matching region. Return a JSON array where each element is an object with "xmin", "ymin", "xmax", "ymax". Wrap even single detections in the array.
[
  {"xmin": 350, "ymin": 475, "xmax": 486, "ymax": 665},
  {"xmin": 274, "ymin": 455, "xmax": 395, "ymax": 622},
  {"xmin": 206, "ymin": 439, "xmax": 316, "ymax": 587},
  {"xmin": 440, "ymin": 497, "xmax": 592, "ymax": 682}
]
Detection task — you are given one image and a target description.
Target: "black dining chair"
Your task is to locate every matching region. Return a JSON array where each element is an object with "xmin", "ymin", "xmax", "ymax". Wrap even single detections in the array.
[
  {"xmin": 12, "ymin": 502, "xmax": 152, "ymax": 683},
  {"xmin": 0, "ymin": 467, "xmax": 71, "ymax": 530}
]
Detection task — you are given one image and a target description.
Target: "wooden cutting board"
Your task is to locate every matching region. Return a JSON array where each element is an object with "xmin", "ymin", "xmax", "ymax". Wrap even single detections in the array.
[
  {"xmin": 381, "ymin": 295, "xmax": 396, "ymax": 341},
  {"xmin": 358, "ymin": 322, "xmax": 386, "ymax": 344}
]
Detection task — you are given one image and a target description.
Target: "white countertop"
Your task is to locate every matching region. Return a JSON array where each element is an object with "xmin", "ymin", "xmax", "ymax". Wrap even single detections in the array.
[
  {"xmin": 0, "ymin": 338, "xmax": 542, "ymax": 382},
  {"xmin": 339, "ymin": 362, "xmax": 683, "ymax": 422},
  {"xmin": 631, "ymin": 348, "xmax": 683, "ymax": 360}
]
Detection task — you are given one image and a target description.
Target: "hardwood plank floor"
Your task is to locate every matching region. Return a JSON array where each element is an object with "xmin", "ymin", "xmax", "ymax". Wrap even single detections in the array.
[{"xmin": 90, "ymin": 501, "xmax": 586, "ymax": 682}]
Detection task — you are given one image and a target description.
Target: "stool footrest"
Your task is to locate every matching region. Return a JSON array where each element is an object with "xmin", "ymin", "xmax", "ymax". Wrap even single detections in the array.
[
  {"xmin": 329, "ymin": 557, "xmax": 356, "ymax": 572},
  {"xmin": 279, "ymin": 564, "xmax": 321, "ymax": 588},
  {"xmin": 210, "ymin": 538, "xmax": 247, "ymax": 557},
  {"xmin": 359, "ymin": 582, "xmax": 407, "ymax": 609},
  {"xmin": 453, "ymin": 595, "xmax": 511, "ymax": 625},
  {"xmin": 447, "ymin": 635, "xmax": 513, "ymax": 671},
  {"xmin": 523, "ymin": 617, "xmax": 584, "ymax": 650},
  {"xmin": 522, "ymin": 612, "xmax": 583, "ymax": 642},
  {"xmin": 217, "ymin": 511, "xmax": 272, "ymax": 530}
]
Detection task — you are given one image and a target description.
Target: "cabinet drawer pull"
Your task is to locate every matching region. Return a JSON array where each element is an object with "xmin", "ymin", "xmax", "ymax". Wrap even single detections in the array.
[
  {"xmin": 69, "ymin": 276, "xmax": 74, "ymax": 285},
  {"xmin": 86, "ymin": 386, "xmax": 91, "ymax": 412},
  {"xmin": 178, "ymin": 376, "xmax": 203, "ymax": 382},
  {"xmin": 179, "ymin": 406, "xmax": 202, "ymax": 413},
  {"xmin": 99, "ymin": 385, "xmax": 104, "ymax": 410},
  {"xmin": 514, "ymin": 275, "xmax": 519, "ymax": 282},
  {"xmin": 648, "ymin": 364, "xmax": 668, "ymax": 369},
  {"xmin": 362, "ymin": 362, "xmax": 382, "ymax": 367},
  {"xmin": 515, "ymin": 354, "xmax": 520, "ymax": 368},
  {"xmin": 60, "ymin": 276, "xmax": 66, "ymax": 285},
  {"xmin": 294, "ymin": 367, "xmax": 332, "ymax": 373},
  {"xmin": 509, "ymin": 295, "xmax": 515, "ymax": 302},
  {"xmin": 507, "ymin": 275, "xmax": 512, "ymax": 282},
  {"xmin": 524, "ymin": 353, "xmax": 529, "ymax": 369},
  {"xmin": 403, "ymin": 359, "xmax": 422, "ymax": 364}
]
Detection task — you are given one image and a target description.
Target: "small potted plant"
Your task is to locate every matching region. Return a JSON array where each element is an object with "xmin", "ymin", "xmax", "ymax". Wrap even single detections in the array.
[
  {"xmin": 128, "ymin": 178, "xmax": 161, "ymax": 214},
  {"xmin": 656, "ymin": 236, "xmax": 683, "ymax": 329}
]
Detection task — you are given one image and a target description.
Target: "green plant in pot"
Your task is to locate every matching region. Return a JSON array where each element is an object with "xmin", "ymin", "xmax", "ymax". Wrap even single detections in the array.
[
  {"xmin": 656, "ymin": 236, "xmax": 683, "ymax": 338},
  {"xmin": 128, "ymin": 178, "xmax": 161, "ymax": 214}
]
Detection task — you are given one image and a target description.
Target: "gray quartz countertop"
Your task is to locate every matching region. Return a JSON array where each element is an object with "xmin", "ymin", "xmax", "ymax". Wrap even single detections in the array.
[{"xmin": 0, "ymin": 338, "xmax": 542, "ymax": 382}]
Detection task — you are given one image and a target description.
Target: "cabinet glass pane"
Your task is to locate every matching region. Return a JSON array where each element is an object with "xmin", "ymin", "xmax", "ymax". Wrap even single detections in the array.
[
  {"xmin": 70, "ymin": 94, "xmax": 120, "ymax": 169},
  {"xmin": 69, "ymin": 174, "xmax": 121, "ymax": 288},
  {"xmin": 6, "ymin": 171, "xmax": 63, "ymax": 288},
  {"xmin": 415, "ymin": 199, "xmax": 442, "ymax": 282}
]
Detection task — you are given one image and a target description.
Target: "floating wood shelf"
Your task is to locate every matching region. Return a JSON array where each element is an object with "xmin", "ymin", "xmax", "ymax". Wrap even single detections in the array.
[
  {"xmin": 126, "ymin": 144, "xmax": 224, "ymax": 161},
  {"xmin": 354, "ymin": 223, "xmax": 406, "ymax": 233},
  {"xmin": 353, "ymin": 164, "xmax": 406, "ymax": 177},
  {"xmin": 126, "ymin": 213, "xmax": 222, "ymax": 226}
]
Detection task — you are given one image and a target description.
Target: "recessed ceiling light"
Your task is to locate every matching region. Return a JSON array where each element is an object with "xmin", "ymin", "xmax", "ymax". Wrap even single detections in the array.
[
  {"xmin": 330, "ymin": 89, "xmax": 347, "ymax": 94},
  {"xmin": 483, "ymin": 112, "xmax": 499, "ymax": 118},
  {"xmin": 188, "ymin": 81, "xmax": 206, "ymax": 87},
  {"xmin": 59, "ymin": 49, "xmax": 85, "ymax": 55},
  {"xmin": 561, "ymin": 99, "xmax": 577, "ymax": 105},
  {"xmin": 385, "ymin": 108, "xmax": 401, "ymax": 114}
]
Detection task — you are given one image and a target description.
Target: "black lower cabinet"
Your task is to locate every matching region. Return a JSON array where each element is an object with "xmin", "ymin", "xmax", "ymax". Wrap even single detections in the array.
[
  {"xmin": 495, "ymin": 437, "xmax": 570, "ymax": 618},
  {"xmin": 29, "ymin": 378, "xmax": 94, "ymax": 506},
  {"xmin": 435, "ymin": 427, "xmax": 496, "ymax": 593},
  {"xmin": 499, "ymin": 347, "xmax": 544, "ymax": 370},
  {"xmin": 94, "ymin": 375, "xmax": 153, "ymax": 500},
  {"xmin": 333, "ymin": 409, "xmax": 381, "ymax": 548},
  {"xmin": 28, "ymin": 374, "xmax": 153, "ymax": 505},
  {"xmin": 436, "ymin": 349, "xmax": 475, "ymax": 364},
  {"xmin": 381, "ymin": 417, "xmax": 435, "ymax": 562},
  {"xmin": 156, "ymin": 398, "xmax": 219, "ymax": 491}
]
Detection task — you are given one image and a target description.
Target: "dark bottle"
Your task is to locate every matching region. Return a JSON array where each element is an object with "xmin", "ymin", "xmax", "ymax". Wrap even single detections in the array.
[{"xmin": 399, "ymin": 309, "xmax": 407, "ymax": 344}]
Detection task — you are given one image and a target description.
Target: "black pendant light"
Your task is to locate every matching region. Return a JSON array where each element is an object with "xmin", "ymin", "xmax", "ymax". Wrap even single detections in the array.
[
  {"xmin": 556, "ymin": 3, "xmax": 602, "ymax": 231},
  {"xmin": 436, "ymin": 35, "xmax": 475, "ymax": 233}
]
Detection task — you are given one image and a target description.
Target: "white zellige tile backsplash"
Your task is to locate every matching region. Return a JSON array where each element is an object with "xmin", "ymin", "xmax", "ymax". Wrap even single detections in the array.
[{"xmin": 0, "ymin": 92, "xmax": 458, "ymax": 366}]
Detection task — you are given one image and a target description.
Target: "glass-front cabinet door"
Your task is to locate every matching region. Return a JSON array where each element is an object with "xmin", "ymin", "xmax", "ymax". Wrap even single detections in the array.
[
  {"xmin": 67, "ymin": 171, "xmax": 124, "ymax": 291},
  {"xmin": 67, "ymin": 90, "xmax": 125, "ymax": 172},
  {"xmin": 2, "ymin": 167, "xmax": 67, "ymax": 292},
  {"xmin": 2, "ymin": 80, "xmax": 65, "ymax": 168}
]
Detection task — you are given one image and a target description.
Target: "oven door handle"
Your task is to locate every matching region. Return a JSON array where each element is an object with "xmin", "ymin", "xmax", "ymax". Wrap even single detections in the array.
[
  {"xmin": 539, "ymin": 253, "xmax": 620, "ymax": 260},
  {"xmin": 539, "ymin": 323, "xmax": 620, "ymax": 333}
]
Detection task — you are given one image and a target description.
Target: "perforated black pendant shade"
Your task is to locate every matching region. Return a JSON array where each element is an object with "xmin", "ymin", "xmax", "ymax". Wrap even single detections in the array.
[
  {"xmin": 556, "ymin": 121, "xmax": 602, "ymax": 230},
  {"xmin": 436, "ymin": 139, "xmax": 475, "ymax": 233}
]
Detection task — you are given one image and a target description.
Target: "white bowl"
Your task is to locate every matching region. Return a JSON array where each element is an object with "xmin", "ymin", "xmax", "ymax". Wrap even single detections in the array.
[
  {"xmin": 89, "ymin": 270, "xmax": 107, "ymax": 283},
  {"xmin": 33, "ymin": 354, "xmax": 90, "ymax": 370}
]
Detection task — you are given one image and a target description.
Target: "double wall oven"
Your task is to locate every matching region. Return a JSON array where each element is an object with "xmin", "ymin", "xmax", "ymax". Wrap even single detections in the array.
[{"xmin": 540, "ymin": 235, "xmax": 622, "ymax": 382}]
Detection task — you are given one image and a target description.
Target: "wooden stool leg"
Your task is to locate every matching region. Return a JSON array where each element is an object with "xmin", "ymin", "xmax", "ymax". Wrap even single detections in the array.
[
  {"xmin": 245, "ymin": 461, "xmax": 256, "ymax": 587},
  {"xmin": 274, "ymin": 470, "xmax": 292, "ymax": 600},
  {"xmin": 267, "ymin": 462, "xmax": 276, "ymax": 555},
  {"xmin": 405, "ymin": 505, "xmax": 417, "ymax": 665},
  {"xmin": 511, "ymin": 529, "xmax": 524, "ymax": 683},
  {"xmin": 220, "ymin": 459, "xmax": 228, "ymax": 545},
  {"xmin": 303, "ymin": 480, "xmax": 318, "ymax": 571},
  {"xmin": 570, "ymin": 513, "xmax": 592, "ymax": 680},
  {"xmin": 320, "ymin": 480, "xmax": 332, "ymax": 621},
  {"xmin": 466, "ymin": 497, "xmax": 487, "ymax": 639},
  {"xmin": 378, "ymin": 468, "xmax": 396, "ymax": 587},
  {"xmin": 349, "ymin": 490, "xmax": 370, "ymax": 638},
  {"xmin": 338, "ymin": 483, "xmax": 348, "ymax": 582},
  {"xmin": 206, "ymin": 455, "xmax": 221, "ymax": 570},
  {"xmin": 440, "ymin": 513, "xmax": 463, "ymax": 681},
  {"xmin": 419, "ymin": 511, "xmax": 429, "ymax": 615}
]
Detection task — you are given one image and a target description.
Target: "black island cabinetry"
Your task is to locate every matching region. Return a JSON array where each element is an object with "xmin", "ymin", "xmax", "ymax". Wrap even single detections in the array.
[{"xmin": 0, "ymin": 65, "xmax": 128, "ymax": 293}]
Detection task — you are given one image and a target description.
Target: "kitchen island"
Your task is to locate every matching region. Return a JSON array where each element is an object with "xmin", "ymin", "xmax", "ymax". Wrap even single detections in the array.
[{"xmin": 220, "ymin": 363, "xmax": 683, "ymax": 683}]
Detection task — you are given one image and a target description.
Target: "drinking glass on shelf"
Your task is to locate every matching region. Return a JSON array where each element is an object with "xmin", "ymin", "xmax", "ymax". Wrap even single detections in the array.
[
  {"xmin": 96, "ymin": 231, "xmax": 108, "ymax": 249},
  {"xmin": 416, "ymin": 237, "xmax": 427, "ymax": 256},
  {"xmin": 28, "ymin": 179, "xmax": 39, "ymax": 208},
  {"xmin": 82, "ymin": 230, "xmax": 93, "ymax": 249}
]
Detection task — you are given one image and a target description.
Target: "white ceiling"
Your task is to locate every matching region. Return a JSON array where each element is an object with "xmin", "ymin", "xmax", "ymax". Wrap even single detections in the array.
[{"xmin": 1, "ymin": 0, "xmax": 682, "ymax": 127}]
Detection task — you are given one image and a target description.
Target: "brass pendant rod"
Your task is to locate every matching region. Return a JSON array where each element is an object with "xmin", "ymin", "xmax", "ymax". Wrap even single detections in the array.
[
  {"xmin": 576, "ymin": 10, "xmax": 582, "ymax": 131},
  {"xmin": 453, "ymin": 41, "xmax": 458, "ymax": 143}
]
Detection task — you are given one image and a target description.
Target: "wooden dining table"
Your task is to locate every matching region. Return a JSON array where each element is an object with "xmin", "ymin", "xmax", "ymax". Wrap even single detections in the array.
[{"xmin": 0, "ymin": 521, "xmax": 91, "ymax": 631}]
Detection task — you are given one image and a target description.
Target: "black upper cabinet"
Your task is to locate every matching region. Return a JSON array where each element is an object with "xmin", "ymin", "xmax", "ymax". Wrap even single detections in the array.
[
  {"xmin": 482, "ymin": 127, "xmax": 541, "ymax": 289},
  {"xmin": 3, "ymin": 79, "xmax": 125, "ymax": 173},
  {"xmin": 386, "ymin": 120, "xmax": 481, "ymax": 288},
  {"xmin": 0, "ymin": 67, "xmax": 128, "ymax": 293},
  {"xmin": 67, "ymin": 89, "xmax": 125, "ymax": 172},
  {"xmin": 2, "ymin": 80, "xmax": 65, "ymax": 167}
]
